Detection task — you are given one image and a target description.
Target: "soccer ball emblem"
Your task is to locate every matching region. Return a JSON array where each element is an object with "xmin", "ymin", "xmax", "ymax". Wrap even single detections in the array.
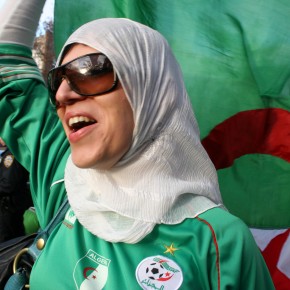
[
  {"xmin": 136, "ymin": 256, "xmax": 183, "ymax": 289},
  {"xmin": 146, "ymin": 262, "xmax": 166, "ymax": 280}
]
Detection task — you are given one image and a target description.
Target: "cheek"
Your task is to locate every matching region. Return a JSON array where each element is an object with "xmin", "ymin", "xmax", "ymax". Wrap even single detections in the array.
[
  {"xmin": 123, "ymin": 114, "xmax": 134, "ymax": 140},
  {"xmin": 107, "ymin": 99, "xmax": 134, "ymax": 152},
  {"xmin": 117, "ymin": 99, "xmax": 134, "ymax": 134},
  {"xmin": 56, "ymin": 108, "xmax": 68, "ymax": 132},
  {"xmin": 118, "ymin": 105, "xmax": 134, "ymax": 149},
  {"xmin": 56, "ymin": 108, "xmax": 65, "ymax": 121}
]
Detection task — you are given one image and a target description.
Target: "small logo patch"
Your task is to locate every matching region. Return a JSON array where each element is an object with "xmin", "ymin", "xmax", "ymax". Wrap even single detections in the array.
[
  {"xmin": 3, "ymin": 155, "xmax": 14, "ymax": 168},
  {"xmin": 63, "ymin": 208, "xmax": 76, "ymax": 228},
  {"xmin": 136, "ymin": 255, "xmax": 183, "ymax": 290},
  {"xmin": 73, "ymin": 249, "xmax": 111, "ymax": 290}
]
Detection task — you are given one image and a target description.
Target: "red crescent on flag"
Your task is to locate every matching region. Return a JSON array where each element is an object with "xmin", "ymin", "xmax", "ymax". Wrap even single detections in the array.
[
  {"xmin": 83, "ymin": 267, "xmax": 98, "ymax": 279},
  {"xmin": 202, "ymin": 108, "xmax": 290, "ymax": 169}
]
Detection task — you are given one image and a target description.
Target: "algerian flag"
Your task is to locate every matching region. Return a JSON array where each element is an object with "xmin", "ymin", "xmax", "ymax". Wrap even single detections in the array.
[{"xmin": 54, "ymin": 0, "xmax": 290, "ymax": 228}]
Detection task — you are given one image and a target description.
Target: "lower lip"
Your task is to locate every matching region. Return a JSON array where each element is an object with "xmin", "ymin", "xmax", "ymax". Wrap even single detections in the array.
[{"xmin": 68, "ymin": 123, "xmax": 98, "ymax": 143}]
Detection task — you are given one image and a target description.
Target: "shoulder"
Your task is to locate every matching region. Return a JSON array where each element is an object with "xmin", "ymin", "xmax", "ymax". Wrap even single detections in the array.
[
  {"xmin": 194, "ymin": 207, "xmax": 256, "ymax": 247},
  {"xmin": 197, "ymin": 207, "xmax": 250, "ymax": 234},
  {"xmin": 178, "ymin": 207, "xmax": 260, "ymax": 257},
  {"xmin": 157, "ymin": 207, "xmax": 255, "ymax": 253},
  {"xmin": 190, "ymin": 208, "xmax": 274, "ymax": 289}
]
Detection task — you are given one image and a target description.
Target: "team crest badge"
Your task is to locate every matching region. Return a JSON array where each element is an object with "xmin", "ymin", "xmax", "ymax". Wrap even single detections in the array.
[
  {"xmin": 73, "ymin": 249, "xmax": 111, "ymax": 290},
  {"xmin": 3, "ymin": 155, "xmax": 14, "ymax": 168},
  {"xmin": 136, "ymin": 255, "xmax": 183, "ymax": 290}
]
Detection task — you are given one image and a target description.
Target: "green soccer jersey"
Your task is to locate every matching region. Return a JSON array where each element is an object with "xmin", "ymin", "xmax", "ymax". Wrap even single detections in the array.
[
  {"xmin": 0, "ymin": 44, "xmax": 274, "ymax": 290},
  {"xmin": 29, "ymin": 207, "xmax": 274, "ymax": 290}
]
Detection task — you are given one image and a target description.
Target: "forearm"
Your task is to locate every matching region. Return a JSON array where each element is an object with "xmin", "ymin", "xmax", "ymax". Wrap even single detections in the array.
[{"xmin": 0, "ymin": 0, "xmax": 46, "ymax": 48}]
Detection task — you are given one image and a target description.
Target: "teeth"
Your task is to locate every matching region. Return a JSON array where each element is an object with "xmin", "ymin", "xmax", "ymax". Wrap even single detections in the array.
[{"xmin": 68, "ymin": 116, "xmax": 95, "ymax": 127}]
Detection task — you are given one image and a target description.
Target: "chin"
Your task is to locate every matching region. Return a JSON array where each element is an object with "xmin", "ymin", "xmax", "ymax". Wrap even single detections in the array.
[
  {"xmin": 71, "ymin": 153, "xmax": 112, "ymax": 170},
  {"xmin": 71, "ymin": 153, "xmax": 93, "ymax": 169}
]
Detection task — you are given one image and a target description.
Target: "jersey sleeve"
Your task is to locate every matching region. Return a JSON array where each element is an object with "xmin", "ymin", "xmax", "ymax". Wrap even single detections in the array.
[
  {"xmin": 0, "ymin": 43, "xmax": 70, "ymax": 228},
  {"xmin": 197, "ymin": 208, "xmax": 275, "ymax": 290}
]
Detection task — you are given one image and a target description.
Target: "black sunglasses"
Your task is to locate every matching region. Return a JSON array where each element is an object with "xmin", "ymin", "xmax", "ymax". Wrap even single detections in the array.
[{"xmin": 47, "ymin": 53, "xmax": 118, "ymax": 107}]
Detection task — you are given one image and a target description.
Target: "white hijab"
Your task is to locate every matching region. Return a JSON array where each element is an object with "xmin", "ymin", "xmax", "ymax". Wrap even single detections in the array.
[{"xmin": 59, "ymin": 18, "xmax": 224, "ymax": 243}]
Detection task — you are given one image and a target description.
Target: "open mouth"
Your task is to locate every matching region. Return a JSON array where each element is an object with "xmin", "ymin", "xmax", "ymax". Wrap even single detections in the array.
[{"xmin": 68, "ymin": 116, "xmax": 96, "ymax": 132}]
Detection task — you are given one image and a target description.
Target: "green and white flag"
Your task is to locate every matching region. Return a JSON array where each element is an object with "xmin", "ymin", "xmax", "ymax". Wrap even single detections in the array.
[{"xmin": 54, "ymin": 0, "xmax": 290, "ymax": 229}]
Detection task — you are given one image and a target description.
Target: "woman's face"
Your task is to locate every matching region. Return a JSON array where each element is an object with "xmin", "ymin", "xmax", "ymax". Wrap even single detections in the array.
[{"xmin": 55, "ymin": 44, "xmax": 134, "ymax": 169}]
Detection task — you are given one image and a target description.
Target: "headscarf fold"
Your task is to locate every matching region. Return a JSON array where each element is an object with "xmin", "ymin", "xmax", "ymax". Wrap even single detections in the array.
[{"xmin": 61, "ymin": 18, "xmax": 224, "ymax": 243}]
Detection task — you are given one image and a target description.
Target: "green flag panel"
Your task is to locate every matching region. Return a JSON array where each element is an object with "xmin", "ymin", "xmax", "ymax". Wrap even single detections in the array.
[{"xmin": 219, "ymin": 154, "xmax": 290, "ymax": 228}]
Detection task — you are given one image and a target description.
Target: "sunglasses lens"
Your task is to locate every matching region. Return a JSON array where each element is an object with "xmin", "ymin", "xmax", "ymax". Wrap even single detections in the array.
[
  {"xmin": 47, "ymin": 53, "xmax": 117, "ymax": 107},
  {"xmin": 66, "ymin": 55, "xmax": 115, "ymax": 95}
]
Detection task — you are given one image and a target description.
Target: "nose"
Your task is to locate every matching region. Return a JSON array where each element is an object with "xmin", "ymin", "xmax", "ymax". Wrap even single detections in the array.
[{"xmin": 55, "ymin": 78, "xmax": 84, "ymax": 107}]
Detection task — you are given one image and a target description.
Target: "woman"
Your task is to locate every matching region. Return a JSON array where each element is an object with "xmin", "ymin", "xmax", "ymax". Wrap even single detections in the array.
[{"xmin": 0, "ymin": 1, "xmax": 274, "ymax": 289}]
